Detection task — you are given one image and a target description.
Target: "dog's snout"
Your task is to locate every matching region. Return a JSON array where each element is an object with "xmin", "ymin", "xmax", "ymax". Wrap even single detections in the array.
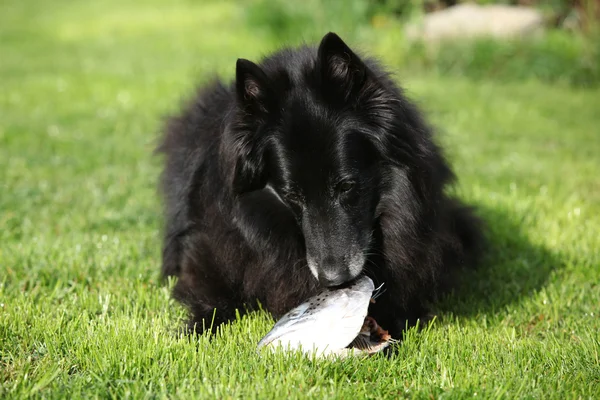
[{"xmin": 317, "ymin": 266, "xmax": 353, "ymax": 287}]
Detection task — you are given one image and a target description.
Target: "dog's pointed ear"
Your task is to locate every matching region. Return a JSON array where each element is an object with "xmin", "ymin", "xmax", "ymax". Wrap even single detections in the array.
[
  {"xmin": 317, "ymin": 32, "xmax": 367, "ymax": 101},
  {"xmin": 236, "ymin": 58, "xmax": 274, "ymax": 115},
  {"xmin": 228, "ymin": 59, "xmax": 273, "ymax": 195}
]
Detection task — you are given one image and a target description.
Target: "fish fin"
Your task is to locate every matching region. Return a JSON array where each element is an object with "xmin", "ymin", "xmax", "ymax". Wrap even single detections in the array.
[
  {"xmin": 347, "ymin": 334, "xmax": 372, "ymax": 350},
  {"xmin": 371, "ymin": 283, "xmax": 386, "ymax": 302}
]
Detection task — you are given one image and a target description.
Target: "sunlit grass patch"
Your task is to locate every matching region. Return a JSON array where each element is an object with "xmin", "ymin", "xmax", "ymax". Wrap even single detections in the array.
[{"xmin": 1, "ymin": 0, "xmax": 599, "ymax": 398}]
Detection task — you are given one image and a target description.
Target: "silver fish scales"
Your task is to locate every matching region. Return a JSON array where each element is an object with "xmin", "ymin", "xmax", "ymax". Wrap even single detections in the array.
[{"xmin": 257, "ymin": 275, "xmax": 394, "ymax": 358}]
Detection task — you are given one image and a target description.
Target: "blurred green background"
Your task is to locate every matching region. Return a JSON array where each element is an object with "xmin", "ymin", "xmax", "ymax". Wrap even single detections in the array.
[
  {"xmin": 1, "ymin": 0, "xmax": 599, "ymax": 398},
  {"xmin": 243, "ymin": 0, "xmax": 600, "ymax": 86}
]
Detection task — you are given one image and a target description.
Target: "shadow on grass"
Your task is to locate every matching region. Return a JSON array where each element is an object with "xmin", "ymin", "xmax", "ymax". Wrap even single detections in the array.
[{"xmin": 438, "ymin": 203, "xmax": 564, "ymax": 318}]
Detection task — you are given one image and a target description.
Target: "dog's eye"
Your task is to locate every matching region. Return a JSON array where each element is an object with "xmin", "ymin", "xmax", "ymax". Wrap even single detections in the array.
[
  {"xmin": 284, "ymin": 192, "xmax": 303, "ymax": 207},
  {"xmin": 337, "ymin": 180, "xmax": 355, "ymax": 194},
  {"xmin": 286, "ymin": 193, "xmax": 300, "ymax": 203}
]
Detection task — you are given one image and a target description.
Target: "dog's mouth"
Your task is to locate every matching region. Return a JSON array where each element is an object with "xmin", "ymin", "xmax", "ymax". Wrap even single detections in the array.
[
  {"xmin": 325, "ymin": 273, "xmax": 365, "ymax": 290},
  {"xmin": 325, "ymin": 272, "xmax": 384, "ymax": 295}
]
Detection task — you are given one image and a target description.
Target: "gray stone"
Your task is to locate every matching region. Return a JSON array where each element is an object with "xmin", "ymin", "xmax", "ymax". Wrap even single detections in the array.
[{"xmin": 405, "ymin": 3, "xmax": 545, "ymax": 42}]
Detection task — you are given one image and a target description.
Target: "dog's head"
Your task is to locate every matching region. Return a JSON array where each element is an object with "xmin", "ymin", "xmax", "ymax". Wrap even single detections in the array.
[{"xmin": 224, "ymin": 33, "xmax": 449, "ymax": 287}]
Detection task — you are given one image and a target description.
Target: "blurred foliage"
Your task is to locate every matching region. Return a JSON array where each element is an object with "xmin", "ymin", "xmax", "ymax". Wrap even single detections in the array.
[
  {"xmin": 406, "ymin": 32, "xmax": 600, "ymax": 87},
  {"xmin": 244, "ymin": 0, "xmax": 600, "ymax": 87},
  {"xmin": 373, "ymin": 1, "xmax": 600, "ymax": 31},
  {"xmin": 245, "ymin": 0, "xmax": 373, "ymax": 43},
  {"xmin": 247, "ymin": 0, "xmax": 600, "ymax": 32}
]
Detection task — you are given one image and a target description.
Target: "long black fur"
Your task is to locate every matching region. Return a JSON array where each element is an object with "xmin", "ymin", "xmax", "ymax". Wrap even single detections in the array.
[{"xmin": 157, "ymin": 33, "xmax": 483, "ymax": 338}]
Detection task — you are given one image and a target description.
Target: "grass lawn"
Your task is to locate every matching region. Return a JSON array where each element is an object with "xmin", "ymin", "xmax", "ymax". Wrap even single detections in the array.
[{"xmin": 1, "ymin": 0, "xmax": 599, "ymax": 398}]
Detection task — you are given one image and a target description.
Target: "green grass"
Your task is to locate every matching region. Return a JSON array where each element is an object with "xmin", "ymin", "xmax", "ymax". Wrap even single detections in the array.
[{"xmin": 1, "ymin": 0, "xmax": 599, "ymax": 398}]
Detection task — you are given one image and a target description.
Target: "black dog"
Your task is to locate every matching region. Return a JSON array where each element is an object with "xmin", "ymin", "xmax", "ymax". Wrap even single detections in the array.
[{"xmin": 157, "ymin": 32, "xmax": 483, "ymax": 338}]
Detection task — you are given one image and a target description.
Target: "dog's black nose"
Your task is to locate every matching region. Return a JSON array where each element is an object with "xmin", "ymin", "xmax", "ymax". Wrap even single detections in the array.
[{"xmin": 318, "ymin": 269, "xmax": 353, "ymax": 287}]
